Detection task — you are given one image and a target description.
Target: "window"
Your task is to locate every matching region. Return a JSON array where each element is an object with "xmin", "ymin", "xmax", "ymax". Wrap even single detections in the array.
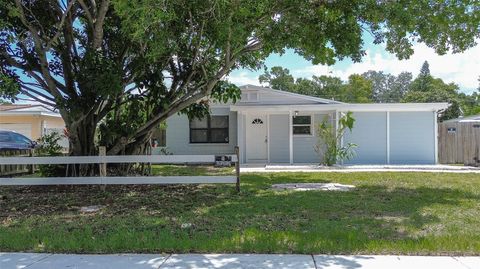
[
  {"xmin": 190, "ymin": 115, "xmax": 229, "ymax": 143},
  {"xmin": 292, "ymin": 115, "xmax": 312, "ymax": 135},
  {"xmin": 251, "ymin": 118, "xmax": 263, "ymax": 124},
  {"xmin": 0, "ymin": 133, "xmax": 12, "ymax": 142},
  {"xmin": 11, "ymin": 133, "xmax": 31, "ymax": 144},
  {"xmin": 240, "ymin": 91, "xmax": 259, "ymax": 102}
]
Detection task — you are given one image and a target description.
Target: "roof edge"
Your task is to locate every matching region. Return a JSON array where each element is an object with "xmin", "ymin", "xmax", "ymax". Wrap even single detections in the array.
[{"xmin": 231, "ymin": 102, "xmax": 450, "ymax": 112}]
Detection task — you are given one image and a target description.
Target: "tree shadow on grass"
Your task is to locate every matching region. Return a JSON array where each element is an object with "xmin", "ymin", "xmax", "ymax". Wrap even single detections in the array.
[{"xmin": 188, "ymin": 181, "xmax": 480, "ymax": 253}]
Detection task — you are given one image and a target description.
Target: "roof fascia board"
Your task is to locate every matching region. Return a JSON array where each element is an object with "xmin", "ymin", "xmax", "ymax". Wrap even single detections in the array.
[
  {"xmin": 231, "ymin": 103, "xmax": 449, "ymax": 112},
  {"xmin": 0, "ymin": 111, "xmax": 62, "ymax": 117}
]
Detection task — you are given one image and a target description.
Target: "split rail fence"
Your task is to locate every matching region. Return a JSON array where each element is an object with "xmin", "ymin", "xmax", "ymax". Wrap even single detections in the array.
[
  {"xmin": 0, "ymin": 149, "xmax": 35, "ymax": 176},
  {"xmin": 0, "ymin": 146, "xmax": 241, "ymax": 192}
]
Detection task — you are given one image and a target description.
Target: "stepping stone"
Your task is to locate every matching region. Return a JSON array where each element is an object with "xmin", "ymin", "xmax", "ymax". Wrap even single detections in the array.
[
  {"xmin": 80, "ymin": 205, "xmax": 104, "ymax": 213},
  {"xmin": 271, "ymin": 183, "xmax": 355, "ymax": 191}
]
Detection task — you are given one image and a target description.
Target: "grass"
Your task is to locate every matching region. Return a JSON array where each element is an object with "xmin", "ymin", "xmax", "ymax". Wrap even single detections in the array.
[{"xmin": 1, "ymin": 166, "xmax": 480, "ymax": 255}]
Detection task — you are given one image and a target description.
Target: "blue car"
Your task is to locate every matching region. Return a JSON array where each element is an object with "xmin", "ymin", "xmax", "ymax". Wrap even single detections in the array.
[{"xmin": 0, "ymin": 130, "xmax": 37, "ymax": 150}]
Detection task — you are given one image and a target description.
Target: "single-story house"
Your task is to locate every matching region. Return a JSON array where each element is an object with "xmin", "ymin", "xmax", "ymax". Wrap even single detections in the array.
[
  {"xmin": 165, "ymin": 85, "xmax": 449, "ymax": 165},
  {"xmin": 0, "ymin": 104, "xmax": 65, "ymax": 141}
]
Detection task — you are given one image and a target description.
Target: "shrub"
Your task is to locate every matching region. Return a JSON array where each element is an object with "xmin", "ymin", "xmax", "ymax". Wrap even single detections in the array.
[
  {"xmin": 36, "ymin": 132, "xmax": 65, "ymax": 177},
  {"xmin": 314, "ymin": 111, "xmax": 357, "ymax": 166}
]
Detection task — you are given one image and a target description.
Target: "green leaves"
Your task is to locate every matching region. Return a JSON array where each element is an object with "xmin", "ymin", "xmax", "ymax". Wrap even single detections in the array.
[
  {"xmin": 0, "ymin": 68, "xmax": 20, "ymax": 102},
  {"xmin": 339, "ymin": 111, "xmax": 355, "ymax": 133},
  {"xmin": 210, "ymin": 81, "xmax": 241, "ymax": 104},
  {"xmin": 315, "ymin": 112, "xmax": 356, "ymax": 166}
]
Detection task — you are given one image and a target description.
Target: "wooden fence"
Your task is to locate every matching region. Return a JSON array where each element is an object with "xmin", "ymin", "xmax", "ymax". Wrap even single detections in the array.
[
  {"xmin": 438, "ymin": 122, "xmax": 480, "ymax": 166},
  {"xmin": 0, "ymin": 146, "xmax": 241, "ymax": 191},
  {"xmin": 0, "ymin": 149, "xmax": 34, "ymax": 176}
]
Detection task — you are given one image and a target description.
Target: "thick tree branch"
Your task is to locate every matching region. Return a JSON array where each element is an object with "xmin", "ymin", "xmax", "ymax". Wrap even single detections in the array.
[
  {"xmin": 92, "ymin": 0, "xmax": 110, "ymax": 49},
  {"xmin": 78, "ymin": 0, "xmax": 94, "ymax": 26},
  {"xmin": 45, "ymin": 0, "xmax": 77, "ymax": 51}
]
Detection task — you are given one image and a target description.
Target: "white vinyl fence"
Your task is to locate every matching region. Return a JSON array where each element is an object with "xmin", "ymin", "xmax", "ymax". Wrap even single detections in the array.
[{"xmin": 0, "ymin": 147, "xmax": 241, "ymax": 192}]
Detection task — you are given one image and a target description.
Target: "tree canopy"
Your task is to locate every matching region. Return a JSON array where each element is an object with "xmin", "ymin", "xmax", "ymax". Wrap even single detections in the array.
[{"xmin": 1, "ymin": 0, "xmax": 480, "ymax": 155}]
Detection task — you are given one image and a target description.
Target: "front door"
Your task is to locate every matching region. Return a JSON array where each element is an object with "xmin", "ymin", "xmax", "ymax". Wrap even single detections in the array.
[{"xmin": 246, "ymin": 114, "xmax": 268, "ymax": 162}]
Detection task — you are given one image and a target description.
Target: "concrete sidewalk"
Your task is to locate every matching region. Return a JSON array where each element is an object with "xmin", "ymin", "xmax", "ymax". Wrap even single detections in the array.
[
  {"xmin": 1, "ymin": 253, "xmax": 479, "ymax": 269},
  {"xmin": 240, "ymin": 164, "xmax": 480, "ymax": 173}
]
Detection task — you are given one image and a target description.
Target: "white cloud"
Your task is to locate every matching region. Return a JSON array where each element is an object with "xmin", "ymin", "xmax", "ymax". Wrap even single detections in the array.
[
  {"xmin": 226, "ymin": 71, "xmax": 261, "ymax": 86},
  {"xmin": 294, "ymin": 43, "xmax": 480, "ymax": 93}
]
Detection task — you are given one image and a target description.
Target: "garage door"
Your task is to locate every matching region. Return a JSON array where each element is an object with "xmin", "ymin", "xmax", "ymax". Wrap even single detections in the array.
[
  {"xmin": 0, "ymin": 123, "xmax": 32, "ymax": 139},
  {"xmin": 343, "ymin": 112, "xmax": 388, "ymax": 164},
  {"xmin": 389, "ymin": 112, "xmax": 435, "ymax": 164}
]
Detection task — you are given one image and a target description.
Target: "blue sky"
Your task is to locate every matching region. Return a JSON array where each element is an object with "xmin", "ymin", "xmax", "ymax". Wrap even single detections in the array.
[{"xmin": 228, "ymin": 34, "xmax": 480, "ymax": 95}]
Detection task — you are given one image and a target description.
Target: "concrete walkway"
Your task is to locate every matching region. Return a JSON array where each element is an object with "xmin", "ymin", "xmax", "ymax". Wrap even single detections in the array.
[
  {"xmin": 2, "ymin": 253, "xmax": 479, "ymax": 269},
  {"xmin": 240, "ymin": 164, "xmax": 480, "ymax": 173}
]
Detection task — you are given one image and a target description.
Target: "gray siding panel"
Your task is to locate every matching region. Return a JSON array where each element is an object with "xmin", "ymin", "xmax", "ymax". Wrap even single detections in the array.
[
  {"xmin": 269, "ymin": 114, "xmax": 289, "ymax": 163},
  {"xmin": 165, "ymin": 110, "xmax": 237, "ymax": 155},
  {"xmin": 344, "ymin": 112, "xmax": 387, "ymax": 164},
  {"xmin": 292, "ymin": 114, "xmax": 326, "ymax": 163},
  {"xmin": 390, "ymin": 112, "xmax": 435, "ymax": 164},
  {"xmin": 259, "ymin": 92, "xmax": 319, "ymax": 105}
]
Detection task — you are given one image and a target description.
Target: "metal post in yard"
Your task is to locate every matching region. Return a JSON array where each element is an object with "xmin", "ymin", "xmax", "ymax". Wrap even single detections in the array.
[
  {"xmin": 235, "ymin": 146, "xmax": 240, "ymax": 192},
  {"xmin": 99, "ymin": 146, "xmax": 107, "ymax": 190}
]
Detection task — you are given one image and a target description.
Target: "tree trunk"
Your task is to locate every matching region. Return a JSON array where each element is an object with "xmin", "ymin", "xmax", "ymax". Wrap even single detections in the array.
[{"xmin": 66, "ymin": 114, "xmax": 99, "ymax": 176}]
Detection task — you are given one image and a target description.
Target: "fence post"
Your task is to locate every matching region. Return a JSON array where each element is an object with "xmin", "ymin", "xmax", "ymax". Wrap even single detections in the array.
[
  {"xmin": 235, "ymin": 146, "xmax": 240, "ymax": 192},
  {"xmin": 28, "ymin": 149, "xmax": 34, "ymax": 174},
  {"xmin": 99, "ymin": 146, "xmax": 107, "ymax": 190}
]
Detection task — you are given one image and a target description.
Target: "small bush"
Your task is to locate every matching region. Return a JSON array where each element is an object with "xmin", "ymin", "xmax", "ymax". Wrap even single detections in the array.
[
  {"xmin": 36, "ymin": 132, "xmax": 65, "ymax": 177},
  {"xmin": 315, "ymin": 111, "xmax": 357, "ymax": 166}
]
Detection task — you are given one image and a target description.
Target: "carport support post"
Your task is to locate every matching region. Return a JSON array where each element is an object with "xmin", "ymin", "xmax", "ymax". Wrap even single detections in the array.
[
  {"xmin": 99, "ymin": 146, "xmax": 107, "ymax": 191},
  {"xmin": 235, "ymin": 146, "xmax": 240, "ymax": 192}
]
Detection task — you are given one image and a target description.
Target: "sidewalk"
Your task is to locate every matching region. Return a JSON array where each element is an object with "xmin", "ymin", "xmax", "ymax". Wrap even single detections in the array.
[
  {"xmin": 240, "ymin": 164, "xmax": 480, "ymax": 173},
  {"xmin": 1, "ymin": 253, "xmax": 479, "ymax": 269}
]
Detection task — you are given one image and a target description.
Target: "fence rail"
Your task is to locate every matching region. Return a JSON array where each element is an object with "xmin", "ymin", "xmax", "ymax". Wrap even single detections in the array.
[
  {"xmin": 0, "ymin": 176, "xmax": 237, "ymax": 186},
  {"xmin": 0, "ymin": 154, "xmax": 238, "ymax": 165},
  {"xmin": 0, "ymin": 147, "xmax": 241, "ymax": 191},
  {"xmin": 0, "ymin": 149, "xmax": 34, "ymax": 176}
]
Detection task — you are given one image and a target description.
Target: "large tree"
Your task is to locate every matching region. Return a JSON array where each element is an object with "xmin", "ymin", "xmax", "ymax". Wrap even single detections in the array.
[
  {"xmin": 1, "ymin": 1, "xmax": 480, "ymax": 156},
  {"xmin": 362, "ymin": 71, "xmax": 412, "ymax": 103},
  {"xmin": 259, "ymin": 67, "xmax": 373, "ymax": 103},
  {"xmin": 259, "ymin": 66, "xmax": 295, "ymax": 92},
  {"xmin": 403, "ymin": 62, "xmax": 463, "ymax": 120}
]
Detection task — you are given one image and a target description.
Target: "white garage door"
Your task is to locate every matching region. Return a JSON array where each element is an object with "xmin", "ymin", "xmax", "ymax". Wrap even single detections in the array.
[{"xmin": 0, "ymin": 123, "xmax": 33, "ymax": 139}]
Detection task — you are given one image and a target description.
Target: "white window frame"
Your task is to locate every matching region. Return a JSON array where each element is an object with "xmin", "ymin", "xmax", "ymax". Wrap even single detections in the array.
[
  {"xmin": 189, "ymin": 115, "xmax": 230, "ymax": 144},
  {"xmin": 292, "ymin": 114, "xmax": 314, "ymax": 136}
]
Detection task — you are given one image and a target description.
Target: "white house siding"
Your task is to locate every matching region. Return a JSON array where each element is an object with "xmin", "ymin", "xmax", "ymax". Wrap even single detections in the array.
[
  {"xmin": 268, "ymin": 114, "xmax": 289, "ymax": 163},
  {"xmin": 165, "ymin": 107, "xmax": 237, "ymax": 155},
  {"xmin": 343, "ymin": 112, "xmax": 388, "ymax": 164},
  {"xmin": 389, "ymin": 111, "xmax": 435, "ymax": 164}
]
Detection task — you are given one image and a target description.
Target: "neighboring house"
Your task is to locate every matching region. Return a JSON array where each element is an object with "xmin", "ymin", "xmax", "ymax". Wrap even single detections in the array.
[
  {"xmin": 0, "ymin": 104, "xmax": 65, "ymax": 141},
  {"xmin": 165, "ymin": 85, "xmax": 449, "ymax": 165},
  {"xmin": 443, "ymin": 114, "xmax": 480, "ymax": 123}
]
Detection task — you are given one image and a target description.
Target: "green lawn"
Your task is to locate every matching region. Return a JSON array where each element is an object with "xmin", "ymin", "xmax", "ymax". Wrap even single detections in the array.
[{"xmin": 1, "ymin": 167, "xmax": 480, "ymax": 255}]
